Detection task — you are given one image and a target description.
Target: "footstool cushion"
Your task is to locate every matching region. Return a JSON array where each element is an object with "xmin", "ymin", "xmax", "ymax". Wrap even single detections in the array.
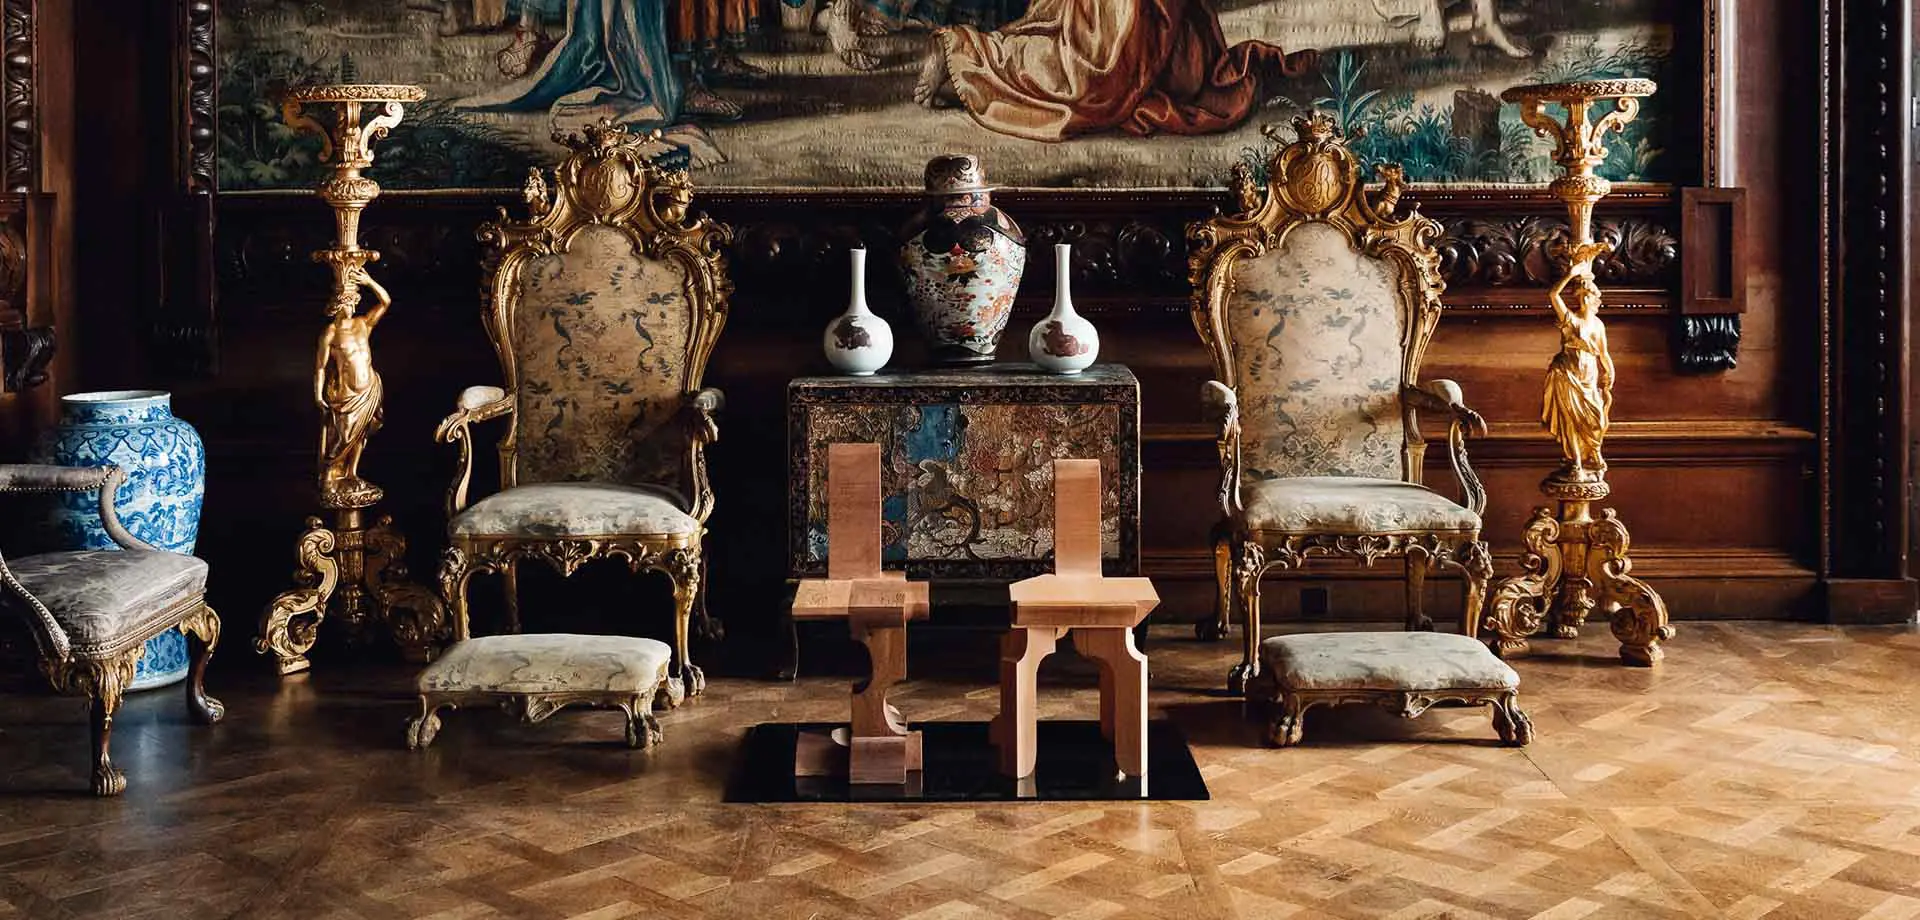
[
  {"xmin": 1252, "ymin": 631, "xmax": 1531, "ymax": 747},
  {"xmin": 408, "ymin": 634, "xmax": 674, "ymax": 750},
  {"xmin": 1261, "ymin": 631, "xmax": 1519, "ymax": 692}
]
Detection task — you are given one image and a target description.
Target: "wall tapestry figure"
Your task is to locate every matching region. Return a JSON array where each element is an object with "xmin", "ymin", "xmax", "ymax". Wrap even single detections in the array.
[{"xmin": 218, "ymin": 0, "xmax": 1684, "ymax": 189}]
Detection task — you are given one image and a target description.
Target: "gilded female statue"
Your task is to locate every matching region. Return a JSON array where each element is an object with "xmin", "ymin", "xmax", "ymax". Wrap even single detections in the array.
[
  {"xmin": 1541, "ymin": 250, "xmax": 1613, "ymax": 480},
  {"xmin": 316, "ymin": 265, "xmax": 389, "ymax": 501}
]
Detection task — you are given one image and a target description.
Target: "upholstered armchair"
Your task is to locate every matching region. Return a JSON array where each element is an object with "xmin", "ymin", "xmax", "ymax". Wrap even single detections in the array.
[
  {"xmin": 1189, "ymin": 113, "xmax": 1503, "ymax": 694},
  {"xmin": 436, "ymin": 122, "xmax": 731, "ymax": 701},
  {"xmin": 0, "ymin": 464, "xmax": 223, "ymax": 795}
]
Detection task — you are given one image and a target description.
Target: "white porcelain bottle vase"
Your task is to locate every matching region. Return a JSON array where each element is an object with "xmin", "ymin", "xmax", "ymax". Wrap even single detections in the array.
[
  {"xmin": 1027, "ymin": 242, "xmax": 1099, "ymax": 374},
  {"xmin": 822, "ymin": 246, "xmax": 894, "ymax": 376}
]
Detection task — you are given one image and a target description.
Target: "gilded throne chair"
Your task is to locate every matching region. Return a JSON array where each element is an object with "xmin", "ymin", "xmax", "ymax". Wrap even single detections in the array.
[
  {"xmin": 436, "ymin": 122, "xmax": 730, "ymax": 699},
  {"xmin": 0, "ymin": 464, "xmax": 223, "ymax": 795},
  {"xmin": 1189, "ymin": 114, "xmax": 1504, "ymax": 693}
]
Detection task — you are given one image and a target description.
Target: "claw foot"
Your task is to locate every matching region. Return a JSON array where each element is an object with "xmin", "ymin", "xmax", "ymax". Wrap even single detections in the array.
[
  {"xmin": 681, "ymin": 663, "xmax": 706, "ymax": 697},
  {"xmin": 92, "ymin": 764, "xmax": 127, "ymax": 797},
  {"xmin": 658, "ymin": 675, "xmax": 688, "ymax": 710},
  {"xmin": 1227, "ymin": 661, "xmax": 1255, "ymax": 695},
  {"xmin": 626, "ymin": 711, "xmax": 664, "ymax": 749},
  {"xmin": 1266, "ymin": 711, "xmax": 1304, "ymax": 747},
  {"xmin": 408, "ymin": 710, "xmax": 443, "ymax": 750},
  {"xmin": 191, "ymin": 693, "xmax": 226, "ymax": 725}
]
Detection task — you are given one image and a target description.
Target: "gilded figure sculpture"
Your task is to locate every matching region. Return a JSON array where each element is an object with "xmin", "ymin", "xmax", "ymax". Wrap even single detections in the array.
[
  {"xmin": 1541, "ymin": 248, "xmax": 1614, "ymax": 481},
  {"xmin": 315, "ymin": 265, "xmax": 388, "ymax": 505},
  {"xmin": 1482, "ymin": 79, "xmax": 1672, "ymax": 667},
  {"xmin": 256, "ymin": 83, "xmax": 446, "ymax": 676}
]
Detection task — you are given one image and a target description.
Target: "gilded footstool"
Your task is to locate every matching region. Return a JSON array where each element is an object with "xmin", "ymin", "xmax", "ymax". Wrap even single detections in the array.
[
  {"xmin": 1250, "ymin": 632, "xmax": 1532, "ymax": 747},
  {"xmin": 407, "ymin": 634, "xmax": 674, "ymax": 750}
]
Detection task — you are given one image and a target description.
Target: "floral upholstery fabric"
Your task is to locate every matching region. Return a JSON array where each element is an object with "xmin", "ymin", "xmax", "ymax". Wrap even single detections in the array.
[
  {"xmin": 1228, "ymin": 221, "xmax": 1406, "ymax": 483},
  {"xmin": 3, "ymin": 549, "xmax": 207, "ymax": 658},
  {"xmin": 419, "ymin": 633, "xmax": 672, "ymax": 695},
  {"xmin": 514, "ymin": 223, "xmax": 694, "ymax": 492},
  {"xmin": 1242, "ymin": 477, "xmax": 1478, "ymax": 534},
  {"xmin": 1261, "ymin": 631, "xmax": 1519, "ymax": 692},
  {"xmin": 450, "ymin": 482, "xmax": 697, "ymax": 538}
]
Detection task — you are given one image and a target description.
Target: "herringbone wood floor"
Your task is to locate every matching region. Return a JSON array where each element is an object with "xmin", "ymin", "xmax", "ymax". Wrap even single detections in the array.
[{"xmin": 3, "ymin": 621, "xmax": 1920, "ymax": 919}]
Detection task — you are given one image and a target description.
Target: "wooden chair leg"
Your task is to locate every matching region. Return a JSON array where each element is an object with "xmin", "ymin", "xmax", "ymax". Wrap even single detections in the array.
[
  {"xmin": 45, "ymin": 652, "xmax": 141, "ymax": 797},
  {"xmin": 502, "ymin": 559, "xmax": 521, "ymax": 634},
  {"xmin": 1074, "ymin": 628, "xmax": 1149, "ymax": 777},
  {"xmin": 1459, "ymin": 539, "xmax": 1493, "ymax": 640},
  {"xmin": 438, "ymin": 548, "xmax": 477, "ymax": 642},
  {"xmin": 668, "ymin": 556, "xmax": 704, "ymax": 698},
  {"xmin": 1201, "ymin": 525, "xmax": 1233, "ymax": 641},
  {"xmin": 1405, "ymin": 551, "xmax": 1434, "ymax": 631},
  {"xmin": 1230, "ymin": 542, "xmax": 1264, "ymax": 694},
  {"xmin": 179, "ymin": 604, "xmax": 226, "ymax": 725},
  {"xmin": 992, "ymin": 627, "xmax": 1058, "ymax": 779}
]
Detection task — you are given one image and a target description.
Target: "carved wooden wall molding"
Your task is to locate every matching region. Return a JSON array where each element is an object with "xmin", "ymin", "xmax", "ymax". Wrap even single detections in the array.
[
  {"xmin": 1821, "ymin": 0, "xmax": 1914, "ymax": 615},
  {"xmin": 181, "ymin": 0, "xmax": 214, "ymax": 193},
  {"xmin": 215, "ymin": 186, "xmax": 1691, "ymax": 332},
  {"xmin": 2, "ymin": 0, "xmax": 35, "ymax": 194},
  {"xmin": 0, "ymin": 193, "xmax": 51, "ymax": 392}
]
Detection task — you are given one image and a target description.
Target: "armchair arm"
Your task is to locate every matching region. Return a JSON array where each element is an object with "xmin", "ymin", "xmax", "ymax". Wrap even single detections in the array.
[
  {"xmin": 0, "ymin": 463, "xmax": 150, "ymax": 662},
  {"xmin": 682, "ymin": 387, "xmax": 723, "ymax": 522},
  {"xmin": 1200, "ymin": 380, "xmax": 1243, "ymax": 519},
  {"xmin": 1404, "ymin": 379, "xmax": 1489, "ymax": 517},
  {"xmin": 435, "ymin": 386, "xmax": 513, "ymax": 519},
  {"xmin": 0, "ymin": 463, "xmax": 152, "ymax": 551}
]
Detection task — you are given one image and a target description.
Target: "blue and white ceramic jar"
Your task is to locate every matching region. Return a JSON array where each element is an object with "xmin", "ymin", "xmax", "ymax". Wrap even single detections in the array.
[{"xmin": 32, "ymin": 390, "xmax": 206, "ymax": 690}]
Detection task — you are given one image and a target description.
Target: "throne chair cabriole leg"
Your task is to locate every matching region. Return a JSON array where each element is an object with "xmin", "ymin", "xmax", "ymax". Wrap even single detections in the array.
[
  {"xmin": 501, "ymin": 558, "xmax": 521, "ymax": 634},
  {"xmin": 661, "ymin": 547, "xmax": 705, "ymax": 699},
  {"xmin": 1491, "ymin": 691, "xmax": 1534, "ymax": 746},
  {"xmin": 1404, "ymin": 546, "xmax": 1434, "ymax": 632},
  {"xmin": 179, "ymin": 603, "xmax": 227, "ymax": 724},
  {"xmin": 1455, "ymin": 538, "xmax": 1494, "ymax": 640},
  {"xmin": 1228, "ymin": 540, "xmax": 1268, "ymax": 694},
  {"xmin": 408, "ymin": 696, "xmax": 449, "ymax": 750},
  {"xmin": 1200, "ymin": 524, "xmax": 1233, "ymax": 641}
]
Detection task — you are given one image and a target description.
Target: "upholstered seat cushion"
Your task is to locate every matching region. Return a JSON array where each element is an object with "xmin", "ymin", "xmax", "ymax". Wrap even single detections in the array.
[
  {"xmin": 450, "ymin": 482, "xmax": 697, "ymax": 537},
  {"xmin": 418, "ymin": 634, "xmax": 673, "ymax": 695},
  {"xmin": 1261, "ymin": 632, "xmax": 1518, "ymax": 693},
  {"xmin": 1241, "ymin": 476, "xmax": 1478, "ymax": 534},
  {"xmin": 5, "ymin": 549, "xmax": 208, "ymax": 657}
]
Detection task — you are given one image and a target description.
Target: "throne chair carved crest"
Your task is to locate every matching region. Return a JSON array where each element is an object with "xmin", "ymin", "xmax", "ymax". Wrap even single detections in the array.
[
  {"xmin": 1188, "ymin": 113, "xmax": 1497, "ymax": 693},
  {"xmin": 436, "ymin": 121, "xmax": 731, "ymax": 700}
]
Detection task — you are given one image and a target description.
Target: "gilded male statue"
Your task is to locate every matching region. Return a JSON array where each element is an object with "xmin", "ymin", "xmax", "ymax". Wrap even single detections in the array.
[
  {"xmin": 315, "ymin": 265, "xmax": 389, "ymax": 501},
  {"xmin": 1541, "ymin": 246, "xmax": 1614, "ymax": 480}
]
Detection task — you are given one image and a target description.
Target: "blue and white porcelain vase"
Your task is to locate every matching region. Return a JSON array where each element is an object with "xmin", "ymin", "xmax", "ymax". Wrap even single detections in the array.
[{"xmin": 32, "ymin": 390, "xmax": 206, "ymax": 690}]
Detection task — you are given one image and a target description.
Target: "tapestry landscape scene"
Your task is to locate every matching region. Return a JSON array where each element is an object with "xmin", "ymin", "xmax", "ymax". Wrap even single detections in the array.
[{"xmin": 217, "ymin": 0, "xmax": 1678, "ymax": 190}]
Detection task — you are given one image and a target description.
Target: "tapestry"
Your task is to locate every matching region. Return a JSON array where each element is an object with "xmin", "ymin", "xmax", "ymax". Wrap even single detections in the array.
[
  {"xmin": 217, "ymin": 0, "xmax": 1680, "ymax": 189},
  {"xmin": 795, "ymin": 402, "xmax": 1123, "ymax": 567}
]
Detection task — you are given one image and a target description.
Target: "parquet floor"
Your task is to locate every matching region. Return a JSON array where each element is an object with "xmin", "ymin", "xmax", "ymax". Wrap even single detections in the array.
[{"xmin": 3, "ymin": 621, "xmax": 1920, "ymax": 919}]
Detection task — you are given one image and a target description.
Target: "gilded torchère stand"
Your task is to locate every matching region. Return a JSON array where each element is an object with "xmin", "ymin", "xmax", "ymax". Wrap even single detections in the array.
[
  {"xmin": 1482, "ymin": 79, "xmax": 1674, "ymax": 667},
  {"xmin": 255, "ymin": 84, "xmax": 447, "ymax": 676}
]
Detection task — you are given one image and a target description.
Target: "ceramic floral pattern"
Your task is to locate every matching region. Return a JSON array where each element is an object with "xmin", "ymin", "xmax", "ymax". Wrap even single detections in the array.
[
  {"xmin": 900, "ymin": 201, "xmax": 1027, "ymax": 364},
  {"xmin": 1228, "ymin": 221, "xmax": 1405, "ymax": 484},
  {"xmin": 514, "ymin": 224, "xmax": 693, "ymax": 496}
]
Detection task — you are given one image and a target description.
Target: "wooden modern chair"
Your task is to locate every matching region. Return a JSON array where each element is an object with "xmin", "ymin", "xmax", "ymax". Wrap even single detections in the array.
[
  {"xmin": 0, "ymin": 464, "xmax": 224, "ymax": 795},
  {"xmin": 436, "ymin": 121, "xmax": 731, "ymax": 701},
  {"xmin": 1187, "ymin": 113, "xmax": 1514, "ymax": 694}
]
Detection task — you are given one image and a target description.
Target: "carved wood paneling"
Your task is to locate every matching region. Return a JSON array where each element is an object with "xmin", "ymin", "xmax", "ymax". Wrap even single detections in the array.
[
  {"xmin": 1823, "ymin": 0, "xmax": 1913, "ymax": 605},
  {"xmin": 181, "ymin": 0, "xmax": 214, "ymax": 193},
  {"xmin": 1, "ymin": 0, "xmax": 33, "ymax": 194}
]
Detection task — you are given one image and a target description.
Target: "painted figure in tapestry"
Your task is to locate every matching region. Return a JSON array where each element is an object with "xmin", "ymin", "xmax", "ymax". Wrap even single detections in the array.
[
  {"xmin": 315, "ymin": 265, "xmax": 390, "ymax": 501},
  {"xmin": 220, "ymin": 0, "xmax": 1679, "ymax": 189},
  {"xmin": 1541, "ymin": 246, "xmax": 1614, "ymax": 480}
]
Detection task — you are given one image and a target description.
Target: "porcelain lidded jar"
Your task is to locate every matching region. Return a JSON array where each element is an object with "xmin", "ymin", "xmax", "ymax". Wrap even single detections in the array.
[
  {"xmin": 1028, "ymin": 243, "xmax": 1099, "ymax": 374},
  {"xmin": 822, "ymin": 247, "xmax": 893, "ymax": 375},
  {"xmin": 899, "ymin": 154, "xmax": 1026, "ymax": 365},
  {"xmin": 30, "ymin": 390, "xmax": 206, "ymax": 690}
]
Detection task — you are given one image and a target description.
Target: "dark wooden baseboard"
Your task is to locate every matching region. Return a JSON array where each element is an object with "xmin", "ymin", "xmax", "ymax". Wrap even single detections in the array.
[{"xmin": 1823, "ymin": 578, "xmax": 1920, "ymax": 625}]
